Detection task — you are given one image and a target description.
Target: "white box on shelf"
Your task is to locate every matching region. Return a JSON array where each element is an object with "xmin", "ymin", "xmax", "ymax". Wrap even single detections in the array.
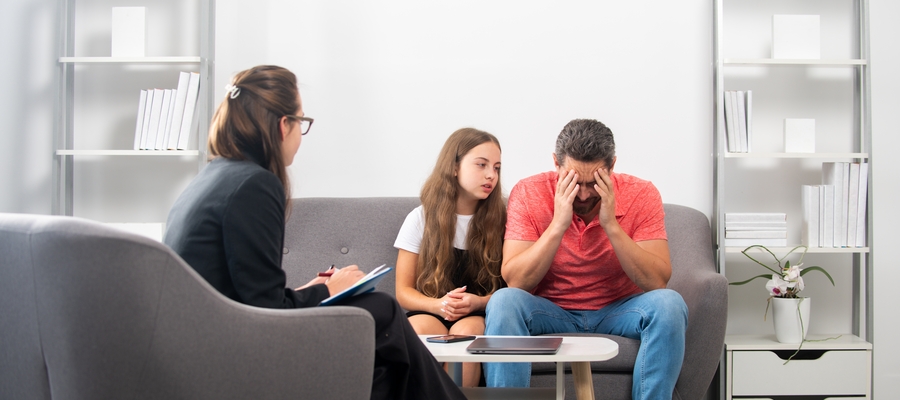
[
  {"xmin": 784, "ymin": 118, "xmax": 815, "ymax": 153},
  {"xmin": 772, "ymin": 15, "xmax": 820, "ymax": 59},
  {"xmin": 111, "ymin": 7, "xmax": 146, "ymax": 57}
]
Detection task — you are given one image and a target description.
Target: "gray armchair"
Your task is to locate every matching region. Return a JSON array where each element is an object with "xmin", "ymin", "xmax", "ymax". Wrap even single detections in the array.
[{"xmin": 0, "ymin": 213, "xmax": 375, "ymax": 400}]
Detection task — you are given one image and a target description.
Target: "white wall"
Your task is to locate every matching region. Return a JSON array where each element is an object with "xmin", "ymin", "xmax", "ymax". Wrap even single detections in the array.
[{"xmin": 216, "ymin": 0, "xmax": 714, "ymax": 216}]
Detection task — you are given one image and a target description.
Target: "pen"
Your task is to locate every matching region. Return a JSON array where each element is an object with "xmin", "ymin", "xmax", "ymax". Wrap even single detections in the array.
[{"xmin": 317, "ymin": 265, "xmax": 336, "ymax": 277}]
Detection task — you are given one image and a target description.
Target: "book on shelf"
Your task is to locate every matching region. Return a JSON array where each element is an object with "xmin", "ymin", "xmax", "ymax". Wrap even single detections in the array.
[
  {"xmin": 166, "ymin": 71, "xmax": 191, "ymax": 150},
  {"xmin": 822, "ymin": 162, "xmax": 845, "ymax": 247},
  {"xmin": 725, "ymin": 230, "xmax": 787, "ymax": 239},
  {"xmin": 144, "ymin": 88, "xmax": 165, "ymax": 150},
  {"xmin": 132, "ymin": 90, "xmax": 148, "ymax": 150},
  {"xmin": 847, "ymin": 162, "xmax": 860, "ymax": 246},
  {"xmin": 745, "ymin": 90, "xmax": 752, "ymax": 152},
  {"xmin": 155, "ymin": 89, "xmax": 173, "ymax": 150},
  {"xmin": 801, "ymin": 185, "xmax": 820, "ymax": 247},
  {"xmin": 855, "ymin": 162, "xmax": 869, "ymax": 247},
  {"xmin": 138, "ymin": 89, "xmax": 155, "ymax": 150},
  {"xmin": 725, "ymin": 213, "xmax": 786, "ymax": 223},
  {"xmin": 177, "ymin": 72, "xmax": 201, "ymax": 150},
  {"xmin": 724, "ymin": 238, "xmax": 788, "ymax": 247},
  {"xmin": 724, "ymin": 91, "xmax": 737, "ymax": 152},
  {"xmin": 736, "ymin": 91, "xmax": 748, "ymax": 153},
  {"xmin": 821, "ymin": 184, "xmax": 834, "ymax": 248},
  {"xmin": 725, "ymin": 222, "xmax": 788, "ymax": 231},
  {"xmin": 319, "ymin": 264, "xmax": 393, "ymax": 306}
]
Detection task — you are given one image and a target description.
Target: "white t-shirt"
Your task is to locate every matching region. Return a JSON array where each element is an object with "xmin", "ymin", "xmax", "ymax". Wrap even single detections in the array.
[{"xmin": 394, "ymin": 205, "xmax": 473, "ymax": 254}]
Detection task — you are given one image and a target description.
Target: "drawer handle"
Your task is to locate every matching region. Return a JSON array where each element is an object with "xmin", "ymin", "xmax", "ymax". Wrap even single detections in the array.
[{"xmin": 771, "ymin": 349, "xmax": 827, "ymax": 360}]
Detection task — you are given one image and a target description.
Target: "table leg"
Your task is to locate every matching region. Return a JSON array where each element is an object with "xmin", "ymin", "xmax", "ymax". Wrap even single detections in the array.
[
  {"xmin": 556, "ymin": 362, "xmax": 565, "ymax": 400},
  {"xmin": 572, "ymin": 362, "xmax": 594, "ymax": 400},
  {"xmin": 447, "ymin": 361, "xmax": 463, "ymax": 386}
]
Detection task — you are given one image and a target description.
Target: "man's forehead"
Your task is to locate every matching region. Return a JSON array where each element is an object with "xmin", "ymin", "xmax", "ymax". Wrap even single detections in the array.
[{"xmin": 559, "ymin": 158, "xmax": 608, "ymax": 174}]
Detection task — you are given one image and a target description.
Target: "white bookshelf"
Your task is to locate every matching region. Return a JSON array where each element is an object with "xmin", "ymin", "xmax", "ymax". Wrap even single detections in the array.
[
  {"xmin": 714, "ymin": 0, "xmax": 872, "ymax": 398},
  {"xmin": 54, "ymin": 0, "xmax": 215, "ymax": 221}
]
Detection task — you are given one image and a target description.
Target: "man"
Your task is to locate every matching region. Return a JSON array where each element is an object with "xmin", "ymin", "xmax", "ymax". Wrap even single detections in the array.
[{"xmin": 484, "ymin": 119, "xmax": 687, "ymax": 399}]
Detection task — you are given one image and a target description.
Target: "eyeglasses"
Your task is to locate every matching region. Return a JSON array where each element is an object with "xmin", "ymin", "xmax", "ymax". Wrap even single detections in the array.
[{"xmin": 285, "ymin": 115, "xmax": 314, "ymax": 135}]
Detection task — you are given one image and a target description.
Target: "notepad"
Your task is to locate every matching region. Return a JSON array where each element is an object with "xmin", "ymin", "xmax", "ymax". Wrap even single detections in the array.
[
  {"xmin": 465, "ymin": 337, "xmax": 563, "ymax": 355},
  {"xmin": 318, "ymin": 264, "xmax": 392, "ymax": 306}
]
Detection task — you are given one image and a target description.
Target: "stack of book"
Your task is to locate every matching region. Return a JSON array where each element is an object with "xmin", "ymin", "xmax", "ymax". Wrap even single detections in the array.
[
  {"xmin": 132, "ymin": 71, "xmax": 201, "ymax": 151},
  {"xmin": 723, "ymin": 90, "xmax": 752, "ymax": 153},
  {"xmin": 724, "ymin": 213, "xmax": 787, "ymax": 247},
  {"xmin": 801, "ymin": 162, "xmax": 869, "ymax": 248}
]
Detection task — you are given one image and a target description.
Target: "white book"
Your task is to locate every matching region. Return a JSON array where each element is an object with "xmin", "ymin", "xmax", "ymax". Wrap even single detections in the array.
[
  {"xmin": 822, "ymin": 162, "xmax": 845, "ymax": 247},
  {"xmin": 111, "ymin": 7, "xmax": 145, "ymax": 57},
  {"xmin": 801, "ymin": 185, "xmax": 820, "ymax": 247},
  {"xmin": 166, "ymin": 71, "xmax": 191, "ymax": 150},
  {"xmin": 725, "ymin": 222, "xmax": 789, "ymax": 231},
  {"xmin": 855, "ymin": 162, "xmax": 869, "ymax": 247},
  {"xmin": 846, "ymin": 162, "xmax": 860, "ymax": 247},
  {"xmin": 139, "ymin": 89, "xmax": 155, "ymax": 150},
  {"xmin": 817, "ymin": 184, "xmax": 826, "ymax": 247},
  {"xmin": 144, "ymin": 89, "xmax": 165, "ymax": 150},
  {"xmin": 724, "ymin": 91, "xmax": 736, "ymax": 153},
  {"xmin": 724, "ymin": 238, "xmax": 788, "ymax": 247},
  {"xmin": 821, "ymin": 184, "xmax": 835, "ymax": 247},
  {"xmin": 177, "ymin": 72, "xmax": 201, "ymax": 150},
  {"xmin": 725, "ymin": 213, "xmax": 787, "ymax": 223},
  {"xmin": 133, "ymin": 90, "xmax": 148, "ymax": 150},
  {"xmin": 736, "ymin": 90, "xmax": 748, "ymax": 153},
  {"xmin": 725, "ymin": 230, "xmax": 787, "ymax": 239},
  {"xmin": 155, "ymin": 89, "xmax": 174, "ymax": 150},
  {"xmin": 744, "ymin": 90, "xmax": 753, "ymax": 153},
  {"xmin": 772, "ymin": 15, "xmax": 820, "ymax": 59}
]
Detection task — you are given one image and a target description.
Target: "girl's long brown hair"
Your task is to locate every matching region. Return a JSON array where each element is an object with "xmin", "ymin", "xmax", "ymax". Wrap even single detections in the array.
[
  {"xmin": 417, "ymin": 128, "xmax": 506, "ymax": 298},
  {"xmin": 207, "ymin": 65, "xmax": 299, "ymax": 212}
]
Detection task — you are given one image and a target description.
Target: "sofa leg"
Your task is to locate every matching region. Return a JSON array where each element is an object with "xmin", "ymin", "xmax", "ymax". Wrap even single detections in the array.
[{"xmin": 572, "ymin": 362, "xmax": 594, "ymax": 400}]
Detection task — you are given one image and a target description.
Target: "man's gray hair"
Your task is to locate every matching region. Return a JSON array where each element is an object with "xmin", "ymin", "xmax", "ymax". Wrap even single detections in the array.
[{"xmin": 554, "ymin": 119, "xmax": 616, "ymax": 167}]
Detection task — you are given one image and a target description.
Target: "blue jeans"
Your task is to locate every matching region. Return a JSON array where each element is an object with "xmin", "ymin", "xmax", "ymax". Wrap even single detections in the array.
[{"xmin": 483, "ymin": 287, "xmax": 688, "ymax": 399}]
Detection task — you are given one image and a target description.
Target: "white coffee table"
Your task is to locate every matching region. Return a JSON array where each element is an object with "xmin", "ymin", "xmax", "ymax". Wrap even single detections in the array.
[{"xmin": 419, "ymin": 335, "xmax": 618, "ymax": 400}]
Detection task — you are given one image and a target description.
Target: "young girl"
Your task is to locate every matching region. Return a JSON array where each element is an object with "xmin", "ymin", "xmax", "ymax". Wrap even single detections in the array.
[
  {"xmin": 394, "ymin": 128, "xmax": 506, "ymax": 387},
  {"xmin": 164, "ymin": 65, "xmax": 465, "ymax": 400}
]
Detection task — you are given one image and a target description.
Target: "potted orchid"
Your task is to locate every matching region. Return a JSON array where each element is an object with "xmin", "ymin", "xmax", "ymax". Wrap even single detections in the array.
[{"xmin": 729, "ymin": 245, "xmax": 835, "ymax": 345}]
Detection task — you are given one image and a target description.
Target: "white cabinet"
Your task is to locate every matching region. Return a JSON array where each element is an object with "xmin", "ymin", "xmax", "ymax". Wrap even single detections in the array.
[
  {"xmin": 54, "ymin": 0, "xmax": 215, "ymax": 223},
  {"xmin": 714, "ymin": 0, "xmax": 872, "ymax": 397},
  {"xmin": 725, "ymin": 335, "xmax": 871, "ymax": 399}
]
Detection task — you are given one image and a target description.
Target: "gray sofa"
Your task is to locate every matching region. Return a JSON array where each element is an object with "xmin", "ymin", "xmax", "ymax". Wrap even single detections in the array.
[
  {"xmin": 283, "ymin": 197, "xmax": 727, "ymax": 400},
  {"xmin": 0, "ymin": 213, "xmax": 375, "ymax": 400}
]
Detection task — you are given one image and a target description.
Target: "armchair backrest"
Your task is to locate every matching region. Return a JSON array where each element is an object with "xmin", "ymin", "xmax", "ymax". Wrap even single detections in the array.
[{"xmin": 0, "ymin": 213, "xmax": 375, "ymax": 400}]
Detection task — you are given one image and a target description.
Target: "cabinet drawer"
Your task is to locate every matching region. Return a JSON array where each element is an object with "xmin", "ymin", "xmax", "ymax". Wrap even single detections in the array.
[{"xmin": 731, "ymin": 349, "xmax": 869, "ymax": 396}]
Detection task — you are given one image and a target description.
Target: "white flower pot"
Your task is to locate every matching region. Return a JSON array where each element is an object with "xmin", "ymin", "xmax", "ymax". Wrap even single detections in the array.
[{"xmin": 772, "ymin": 297, "xmax": 811, "ymax": 343}]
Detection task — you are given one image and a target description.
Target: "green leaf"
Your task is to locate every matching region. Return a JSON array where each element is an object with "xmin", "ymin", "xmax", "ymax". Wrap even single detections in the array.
[
  {"xmin": 800, "ymin": 266, "xmax": 835, "ymax": 286},
  {"xmin": 729, "ymin": 273, "xmax": 773, "ymax": 286}
]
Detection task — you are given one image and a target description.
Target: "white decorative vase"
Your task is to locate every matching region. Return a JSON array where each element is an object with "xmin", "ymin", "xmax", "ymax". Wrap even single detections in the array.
[{"xmin": 772, "ymin": 297, "xmax": 811, "ymax": 344}]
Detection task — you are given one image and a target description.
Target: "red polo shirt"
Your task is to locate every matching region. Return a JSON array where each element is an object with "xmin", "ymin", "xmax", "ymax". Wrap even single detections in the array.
[{"xmin": 505, "ymin": 171, "xmax": 667, "ymax": 310}]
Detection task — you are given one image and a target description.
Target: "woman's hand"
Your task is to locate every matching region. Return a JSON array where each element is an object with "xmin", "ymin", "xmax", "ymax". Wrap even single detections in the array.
[
  {"xmin": 440, "ymin": 286, "xmax": 484, "ymax": 321},
  {"xmin": 323, "ymin": 265, "xmax": 366, "ymax": 296}
]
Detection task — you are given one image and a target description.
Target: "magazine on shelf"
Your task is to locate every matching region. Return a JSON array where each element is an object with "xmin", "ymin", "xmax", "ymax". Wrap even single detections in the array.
[{"xmin": 319, "ymin": 264, "xmax": 393, "ymax": 306}]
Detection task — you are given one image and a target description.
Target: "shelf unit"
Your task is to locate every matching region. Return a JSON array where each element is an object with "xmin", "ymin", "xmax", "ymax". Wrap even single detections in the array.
[
  {"xmin": 714, "ymin": 0, "xmax": 872, "ymax": 398},
  {"xmin": 53, "ymin": 0, "xmax": 215, "ymax": 222}
]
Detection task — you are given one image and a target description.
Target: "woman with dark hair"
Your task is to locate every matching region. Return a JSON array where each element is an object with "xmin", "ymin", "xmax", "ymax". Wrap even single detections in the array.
[
  {"xmin": 394, "ymin": 128, "xmax": 506, "ymax": 387},
  {"xmin": 164, "ymin": 65, "xmax": 465, "ymax": 400}
]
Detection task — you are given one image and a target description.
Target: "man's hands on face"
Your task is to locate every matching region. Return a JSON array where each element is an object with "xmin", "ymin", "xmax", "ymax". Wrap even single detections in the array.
[
  {"xmin": 592, "ymin": 168, "xmax": 616, "ymax": 227},
  {"xmin": 551, "ymin": 169, "xmax": 579, "ymax": 233}
]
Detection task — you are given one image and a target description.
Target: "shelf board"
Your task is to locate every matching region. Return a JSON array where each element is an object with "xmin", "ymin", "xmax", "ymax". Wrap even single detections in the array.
[
  {"xmin": 724, "ymin": 246, "xmax": 869, "ymax": 254},
  {"xmin": 56, "ymin": 150, "xmax": 201, "ymax": 156},
  {"xmin": 723, "ymin": 58, "xmax": 867, "ymax": 66},
  {"xmin": 724, "ymin": 152, "xmax": 868, "ymax": 159},
  {"xmin": 59, "ymin": 56, "xmax": 202, "ymax": 63}
]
